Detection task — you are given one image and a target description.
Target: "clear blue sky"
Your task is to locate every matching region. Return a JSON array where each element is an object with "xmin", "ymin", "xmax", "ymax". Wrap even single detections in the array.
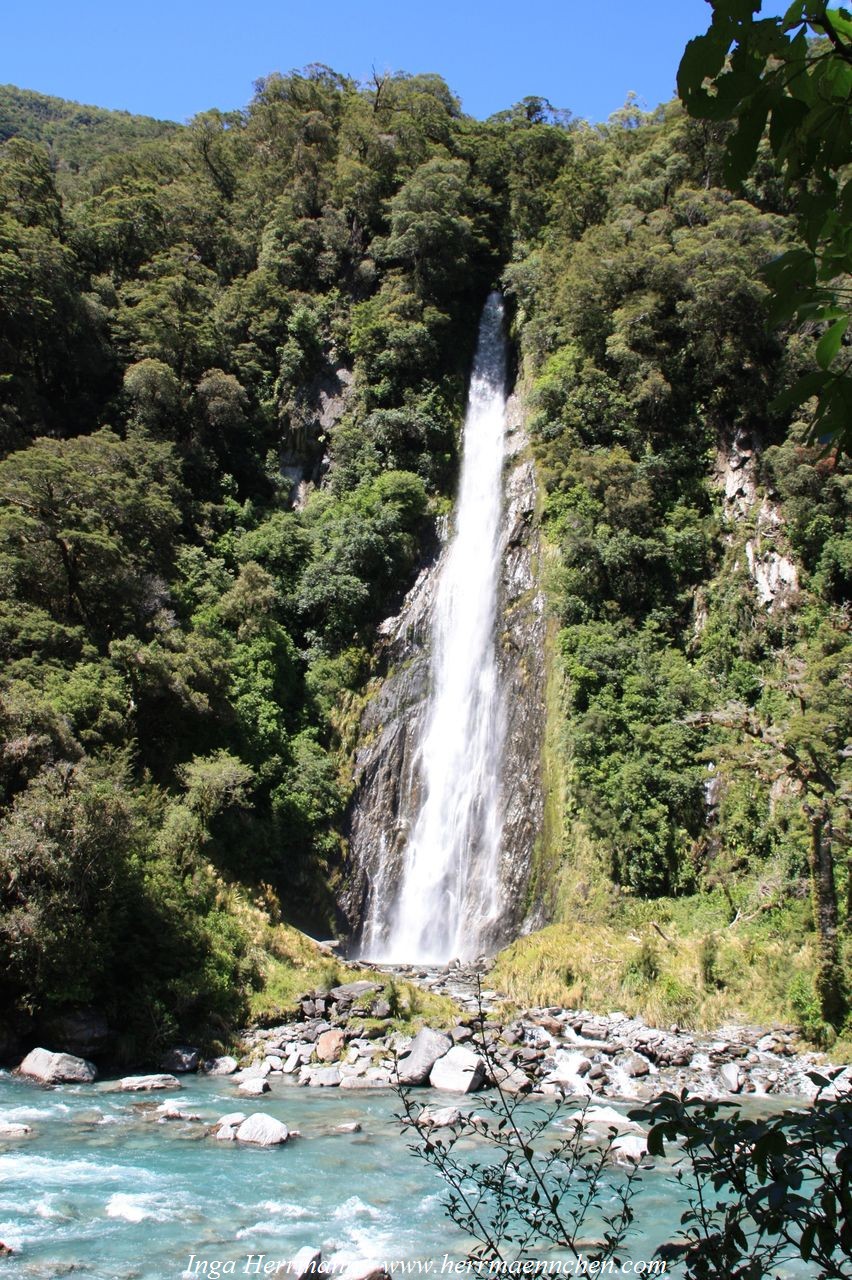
[{"xmin": 4, "ymin": 0, "xmax": 792, "ymax": 125}]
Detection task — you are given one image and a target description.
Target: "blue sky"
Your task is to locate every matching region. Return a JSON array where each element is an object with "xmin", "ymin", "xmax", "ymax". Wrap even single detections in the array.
[{"xmin": 4, "ymin": 0, "xmax": 792, "ymax": 124}]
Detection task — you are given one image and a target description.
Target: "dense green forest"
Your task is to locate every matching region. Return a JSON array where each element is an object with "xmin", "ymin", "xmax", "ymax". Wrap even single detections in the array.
[{"xmin": 0, "ymin": 50, "xmax": 848, "ymax": 1059}]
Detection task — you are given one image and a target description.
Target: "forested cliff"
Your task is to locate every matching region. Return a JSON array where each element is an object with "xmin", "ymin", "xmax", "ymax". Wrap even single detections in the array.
[{"xmin": 0, "ymin": 59, "xmax": 848, "ymax": 1060}]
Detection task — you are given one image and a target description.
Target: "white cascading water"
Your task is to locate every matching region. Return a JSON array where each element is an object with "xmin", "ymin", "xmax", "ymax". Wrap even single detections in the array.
[{"xmin": 364, "ymin": 291, "xmax": 508, "ymax": 962}]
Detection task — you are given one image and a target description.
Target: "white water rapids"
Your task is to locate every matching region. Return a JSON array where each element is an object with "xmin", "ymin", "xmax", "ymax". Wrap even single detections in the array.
[{"xmin": 363, "ymin": 292, "xmax": 509, "ymax": 962}]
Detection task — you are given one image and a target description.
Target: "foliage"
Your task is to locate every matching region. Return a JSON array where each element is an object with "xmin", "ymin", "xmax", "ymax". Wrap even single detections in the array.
[{"xmin": 677, "ymin": 1, "xmax": 852, "ymax": 452}]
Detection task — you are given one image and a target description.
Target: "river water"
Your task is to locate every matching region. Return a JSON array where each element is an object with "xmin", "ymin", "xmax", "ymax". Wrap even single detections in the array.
[{"xmin": 0, "ymin": 1072, "xmax": 698, "ymax": 1279}]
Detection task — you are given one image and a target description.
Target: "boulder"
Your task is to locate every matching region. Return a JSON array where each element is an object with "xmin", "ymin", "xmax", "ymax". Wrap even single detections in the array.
[
  {"xmin": 291, "ymin": 1248, "xmax": 322, "ymax": 1278},
  {"xmin": 397, "ymin": 1027, "xmax": 452, "ymax": 1085},
  {"xmin": 416, "ymin": 1105, "xmax": 462, "ymax": 1129},
  {"xmin": 160, "ymin": 1046, "xmax": 199, "ymax": 1074},
  {"xmin": 235, "ymin": 1059, "xmax": 272, "ymax": 1081},
  {"xmin": 18, "ymin": 1047, "xmax": 97, "ymax": 1085},
  {"xmin": 567, "ymin": 1105, "xmax": 644, "ymax": 1134},
  {"xmin": 235, "ymin": 1113, "xmax": 290, "ymax": 1146},
  {"xmin": 328, "ymin": 981, "xmax": 380, "ymax": 1003},
  {"xmin": 339, "ymin": 1069, "xmax": 391, "ymax": 1089},
  {"xmin": 720, "ymin": 1062, "xmax": 743, "ymax": 1094},
  {"xmin": 623, "ymin": 1054, "xmax": 651, "ymax": 1078},
  {"xmin": 429, "ymin": 1046, "xmax": 485, "ymax": 1094},
  {"xmin": 203, "ymin": 1055, "xmax": 238, "ymax": 1076},
  {"xmin": 335, "ymin": 1121, "xmax": 362, "ymax": 1133},
  {"xmin": 0, "ymin": 1122, "xmax": 32, "ymax": 1138},
  {"xmin": 216, "ymin": 1111, "xmax": 247, "ymax": 1128},
  {"xmin": 238, "ymin": 1078, "xmax": 270, "ymax": 1096},
  {"xmin": 155, "ymin": 1104, "xmax": 200, "ymax": 1122},
  {"xmin": 301, "ymin": 1066, "xmax": 341, "ymax": 1088},
  {"xmin": 316, "ymin": 1028, "xmax": 345, "ymax": 1063},
  {"xmin": 612, "ymin": 1133, "xmax": 649, "ymax": 1163},
  {"xmin": 114, "ymin": 1074, "xmax": 181, "ymax": 1092},
  {"xmin": 491, "ymin": 1063, "xmax": 532, "ymax": 1095}
]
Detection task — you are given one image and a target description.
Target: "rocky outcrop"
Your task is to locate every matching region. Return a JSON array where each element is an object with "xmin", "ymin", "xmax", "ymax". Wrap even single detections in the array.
[
  {"xmin": 712, "ymin": 429, "xmax": 799, "ymax": 613},
  {"xmin": 18, "ymin": 1047, "xmax": 97, "ymax": 1084},
  {"xmin": 341, "ymin": 389, "xmax": 546, "ymax": 956}
]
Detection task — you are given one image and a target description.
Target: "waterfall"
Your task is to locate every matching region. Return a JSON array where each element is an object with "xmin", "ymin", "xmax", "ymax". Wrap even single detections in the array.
[{"xmin": 361, "ymin": 292, "xmax": 509, "ymax": 963}]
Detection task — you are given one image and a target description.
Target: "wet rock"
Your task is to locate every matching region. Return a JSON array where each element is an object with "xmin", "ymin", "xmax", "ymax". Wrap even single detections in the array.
[
  {"xmin": 397, "ymin": 1027, "xmax": 453, "ymax": 1085},
  {"xmin": 216, "ymin": 1111, "xmax": 247, "ymax": 1128},
  {"xmin": 612, "ymin": 1133, "xmax": 649, "ymax": 1163},
  {"xmin": 429, "ymin": 1046, "xmax": 486, "ymax": 1094},
  {"xmin": 566, "ymin": 1105, "xmax": 644, "ymax": 1134},
  {"xmin": 340, "ymin": 1068, "xmax": 392, "ymax": 1089},
  {"xmin": 114, "ymin": 1074, "xmax": 181, "ymax": 1092},
  {"xmin": 417, "ymin": 1104, "xmax": 462, "ymax": 1129},
  {"xmin": 18, "ymin": 1047, "xmax": 97, "ymax": 1085},
  {"xmin": 547, "ymin": 1051, "xmax": 592, "ymax": 1090},
  {"xmin": 301, "ymin": 1066, "xmax": 341, "ymax": 1088},
  {"xmin": 491, "ymin": 1062, "xmax": 532, "ymax": 1095},
  {"xmin": 202, "ymin": 1055, "xmax": 238, "ymax": 1076},
  {"xmin": 720, "ymin": 1062, "xmax": 743, "ymax": 1094},
  {"xmin": 238, "ymin": 1078, "xmax": 270, "ymax": 1096},
  {"xmin": 336, "ymin": 1121, "xmax": 362, "ymax": 1133},
  {"xmin": 160, "ymin": 1046, "xmax": 199, "ymax": 1074},
  {"xmin": 291, "ymin": 1247, "xmax": 323, "ymax": 1278},
  {"xmin": 623, "ymin": 1054, "xmax": 651, "ymax": 1078},
  {"xmin": 0, "ymin": 1122, "xmax": 32, "ymax": 1138},
  {"xmin": 316, "ymin": 1028, "xmax": 345, "ymax": 1062},
  {"xmin": 155, "ymin": 1104, "xmax": 201, "ymax": 1123},
  {"xmin": 235, "ymin": 1113, "xmax": 290, "ymax": 1146}
]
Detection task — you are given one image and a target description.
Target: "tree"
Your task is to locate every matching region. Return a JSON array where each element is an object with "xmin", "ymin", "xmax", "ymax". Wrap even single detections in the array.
[{"xmin": 678, "ymin": 1, "xmax": 852, "ymax": 451}]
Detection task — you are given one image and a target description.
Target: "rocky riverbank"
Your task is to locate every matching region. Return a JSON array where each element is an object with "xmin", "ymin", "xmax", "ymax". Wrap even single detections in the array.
[
  {"xmin": 232, "ymin": 964, "xmax": 849, "ymax": 1103},
  {"xmin": 10, "ymin": 963, "xmax": 849, "ymax": 1105}
]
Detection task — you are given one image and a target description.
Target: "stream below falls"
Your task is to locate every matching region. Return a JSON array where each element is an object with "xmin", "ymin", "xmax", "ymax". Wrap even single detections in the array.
[{"xmin": 0, "ymin": 1072, "xmax": 813, "ymax": 1279}]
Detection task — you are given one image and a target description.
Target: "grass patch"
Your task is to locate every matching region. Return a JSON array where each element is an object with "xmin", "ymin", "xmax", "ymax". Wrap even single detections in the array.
[{"xmin": 491, "ymin": 916, "xmax": 819, "ymax": 1033}]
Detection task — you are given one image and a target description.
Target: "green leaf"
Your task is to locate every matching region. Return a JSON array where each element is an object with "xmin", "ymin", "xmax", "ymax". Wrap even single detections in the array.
[
  {"xmin": 677, "ymin": 31, "xmax": 731, "ymax": 102},
  {"xmin": 770, "ymin": 369, "xmax": 829, "ymax": 413},
  {"xmin": 816, "ymin": 316, "xmax": 849, "ymax": 369},
  {"xmin": 647, "ymin": 1124, "xmax": 667, "ymax": 1157}
]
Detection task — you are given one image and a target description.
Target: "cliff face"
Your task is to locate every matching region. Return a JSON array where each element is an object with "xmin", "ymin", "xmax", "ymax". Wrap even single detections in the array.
[{"xmin": 340, "ymin": 394, "xmax": 547, "ymax": 956}]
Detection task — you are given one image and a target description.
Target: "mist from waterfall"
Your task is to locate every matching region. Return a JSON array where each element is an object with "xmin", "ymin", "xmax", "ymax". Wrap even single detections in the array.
[{"xmin": 361, "ymin": 292, "xmax": 508, "ymax": 962}]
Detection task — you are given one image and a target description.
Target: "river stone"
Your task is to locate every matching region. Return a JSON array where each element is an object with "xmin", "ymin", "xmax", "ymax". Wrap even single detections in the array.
[
  {"xmin": 291, "ymin": 1247, "xmax": 322, "ymax": 1278},
  {"xmin": 429, "ymin": 1046, "xmax": 485, "ymax": 1094},
  {"xmin": 238, "ymin": 1077, "xmax": 270, "ymax": 1096},
  {"xmin": 623, "ymin": 1054, "xmax": 651, "ymax": 1078},
  {"xmin": 491, "ymin": 1062, "xmax": 532, "ymax": 1095},
  {"xmin": 417, "ymin": 1105, "xmax": 462, "ymax": 1129},
  {"xmin": 160, "ymin": 1046, "xmax": 199, "ymax": 1074},
  {"xmin": 567, "ymin": 1105, "xmax": 645, "ymax": 1134},
  {"xmin": 203, "ymin": 1055, "xmax": 238, "ymax": 1076},
  {"xmin": 115, "ymin": 1074, "xmax": 181, "ymax": 1091},
  {"xmin": 720, "ymin": 1062, "xmax": 743, "ymax": 1093},
  {"xmin": 340, "ymin": 1069, "xmax": 391, "ymax": 1089},
  {"xmin": 397, "ymin": 1027, "xmax": 452, "ymax": 1085},
  {"xmin": 18, "ymin": 1048, "xmax": 97, "ymax": 1085},
  {"xmin": 235, "ymin": 1113, "xmax": 290, "ymax": 1146},
  {"xmin": 0, "ymin": 1122, "xmax": 32, "ymax": 1138},
  {"xmin": 612, "ymin": 1133, "xmax": 649, "ymax": 1162},
  {"xmin": 216, "ymin": 1111, "xmax": 247, "ymax": 1128},
  {"xmin": 316, "ymin": 1028, "xmax": 345, "ymax": 1062}
]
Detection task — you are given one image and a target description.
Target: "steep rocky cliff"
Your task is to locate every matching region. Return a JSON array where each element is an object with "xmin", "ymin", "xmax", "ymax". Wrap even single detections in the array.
[{"xmin": 340, "ymin": 393, "xmax": 547, "ymax": 956}]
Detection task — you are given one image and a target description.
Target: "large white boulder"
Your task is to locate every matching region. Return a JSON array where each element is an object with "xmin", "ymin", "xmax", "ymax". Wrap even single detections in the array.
[
  {"xmin": 235, "ymin": 1113, "xmax": 290, "ymax": 1146},
  {"xmin": 18, "ymin": 1047, "xmax": 97, "ymax": 1085},
  {"xmin": 429, "ymin": 1046, "xmax": 485, "ymax": 1094}
]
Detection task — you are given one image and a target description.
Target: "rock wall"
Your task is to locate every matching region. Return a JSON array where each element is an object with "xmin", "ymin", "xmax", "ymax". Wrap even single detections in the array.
[{"xmin": 340, "ymin": 392, "xmax": 547, "ymax": 954}]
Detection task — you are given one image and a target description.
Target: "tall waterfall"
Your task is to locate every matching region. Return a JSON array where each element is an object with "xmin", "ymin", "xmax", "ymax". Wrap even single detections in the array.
[{"xmin": 361, "ymin": 292, "xmax": 509, "ymax": 962}]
